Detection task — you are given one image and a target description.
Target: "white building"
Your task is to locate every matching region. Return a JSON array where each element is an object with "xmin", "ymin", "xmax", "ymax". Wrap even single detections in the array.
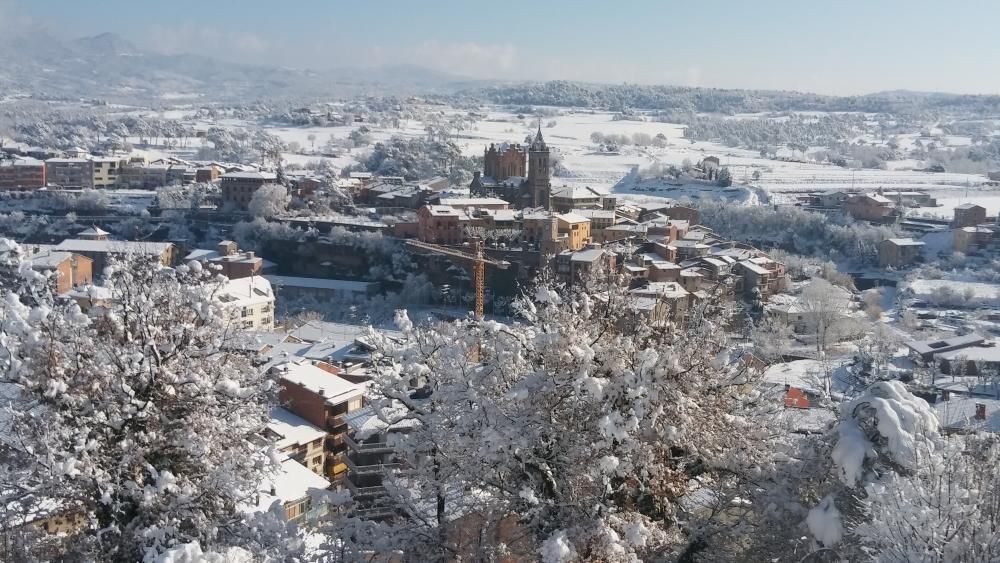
[{"xmin": 219, "ymin": 276, "xmax": 275, "ymax": 331}]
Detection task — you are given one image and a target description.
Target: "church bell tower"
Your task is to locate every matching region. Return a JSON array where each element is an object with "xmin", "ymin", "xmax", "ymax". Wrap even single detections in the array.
[{"xmin": 527, "ymin": 124, "xmax": 551, "ymax": 209}]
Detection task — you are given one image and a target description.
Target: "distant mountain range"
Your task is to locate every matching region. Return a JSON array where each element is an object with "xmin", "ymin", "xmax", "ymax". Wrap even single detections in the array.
[{"xmin": 0, "ymin": 31, "xmax": 484, "ymax": 104}]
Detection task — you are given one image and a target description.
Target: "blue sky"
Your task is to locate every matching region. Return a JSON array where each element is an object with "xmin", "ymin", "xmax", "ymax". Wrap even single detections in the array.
[{"xmin": 8, "ymin": 0, "xmax": 1000, "ymax": 95}]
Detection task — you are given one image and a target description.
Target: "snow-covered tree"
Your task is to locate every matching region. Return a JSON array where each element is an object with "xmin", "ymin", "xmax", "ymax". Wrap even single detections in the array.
[
  {"xmin": 247, "ymin": 184, "xmax": 290, "ymax": 219},
  {"xmin": 0, "ymin": 242, "xmax": 277, "ymax": 561},
  {"xmin": 359, "ymin": 280, "xmax": 779, "ymax": 561}
]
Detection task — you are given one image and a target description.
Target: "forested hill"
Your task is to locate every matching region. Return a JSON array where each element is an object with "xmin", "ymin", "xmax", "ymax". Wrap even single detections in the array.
[{"xmin": 466, "ymin": 80, "xmax": 1000, "ymax": 116}]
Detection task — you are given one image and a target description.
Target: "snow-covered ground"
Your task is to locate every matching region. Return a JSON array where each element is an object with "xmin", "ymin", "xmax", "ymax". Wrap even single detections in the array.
[{"xmin": 134, "ymin": 103, "xmax": 1000, "ymax": 211}]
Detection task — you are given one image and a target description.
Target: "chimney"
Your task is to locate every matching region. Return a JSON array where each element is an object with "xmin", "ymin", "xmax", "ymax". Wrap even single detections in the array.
[
  {"xmin": 941, "ymin": 390, "xmax": 950, "ymax": 402},
  {"xmin": 976, "ymin": 403, "xmax": 987, "ymax": 421},
  {"xmin": 245, "ymin": 251, "xmax": 255, "ymax": 260}
]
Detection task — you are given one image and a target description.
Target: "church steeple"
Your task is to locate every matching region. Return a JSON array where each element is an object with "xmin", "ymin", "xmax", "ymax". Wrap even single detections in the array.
[{"xmin": 530, "ymin": 123, "xmax": 547, "ymax": 152}]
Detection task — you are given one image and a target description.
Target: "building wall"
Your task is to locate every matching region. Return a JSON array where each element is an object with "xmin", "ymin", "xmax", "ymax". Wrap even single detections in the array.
[
  {"xmin": 417, "ymin": 208, "xmax": 462, "ymax": 244},
  {"xmin": 954, "ymin": 206, "xmax": 987, "ymax": 228},
  {"xmin": 228, "ymin": 298, "xmax": 274, "ymax": 331},
  {"xmin": 45, "ymin": 161, "xmax": 93, "ymax": 189},
  {"xmin": 0, "ymin": 162, "xmax": 46, "ymax": 190},
  {"xmin": 557, "ymin": 219, "xmax": 591, "ymax": 251},
  {"xmin": 843, "ymin": 197, "xmax": 892, "ymax": 221},
  {"xmin": 483, "ymin": 144, "xmax": 526, "ymax": 181},
  {"xmin": 527, "ymin": 149, "xmax": 551, "ymax": 209},
  {"xmin": 221, "ymin": 177, "xmax": 268, "ymax": 209},
  {"xmin": 92, "ymin": 158, "xmax": 128, "ymax": 187},
  {"xmin": 879, "ymin": 241, "xmax": 923, "ymax": 268}
]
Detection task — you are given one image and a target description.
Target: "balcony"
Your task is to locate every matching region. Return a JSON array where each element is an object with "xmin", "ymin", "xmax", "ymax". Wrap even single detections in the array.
[
  {"xmin": 353, "ymin": 505, "xmax": 397, "ymax": 520},
  {"xmin": 345, "ymin": 478, "xmax": 387, "ymax": 499},
  {"xmin": 344, "ymin": 456, "xmax": 400, "ymax": 476},
  {"xmin": 344, "ymin": 434, "xmax": 395, "ymax": 454}
]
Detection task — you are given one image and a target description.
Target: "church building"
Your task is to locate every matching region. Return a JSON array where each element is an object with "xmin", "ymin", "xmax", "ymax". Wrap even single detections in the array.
[{"xmin": 471, "ymin": 125, "xmax": 551, "ymax": 210}]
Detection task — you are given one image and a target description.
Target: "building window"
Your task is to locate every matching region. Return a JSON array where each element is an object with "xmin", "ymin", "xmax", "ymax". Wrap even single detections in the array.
[{"xmin": 312, "ymin": 455, "xmax": 322, "ymax": 467}]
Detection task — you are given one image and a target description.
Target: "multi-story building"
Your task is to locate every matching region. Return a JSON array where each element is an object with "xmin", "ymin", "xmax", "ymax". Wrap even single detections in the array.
[
  {"xmin": 574, "ymin": 209, "xmax": 616, "ymax": 242},
  {"xmin": 186, "ymin": 241, "xmax": 270, "ymax": 279},
  {"xmin": 630, "ymin": 281, "xmax": 691, "ymax": 323},
  {"xmin": 843, "ymin": 193, "xmax": 895, "ymax": 222},
  {"xmin": 45, "ymin": 158, "xmax": 93, "ymax": 188},
  {"xmin": 555, "ymin": 247, "xmax": 615, "ymax": 284},
  {"xmin": 274, "ymin": 359, "xmax": 367, "ymax": 482},
  {"xmin": 879, "ymin": 238, "xmax": 925, "ymax": 268},
  {"xmin": 417, "ymin": 205, "xmax": 464, "ymax": 244},
  {"xmin": 219, "ymin": 275, "xmax": 275, "ymax": 331},
  {"xmin": 24, "ymin": 248, "xmax": 94, "ymax": 294},
  {"xmin": 221, "ymin": 171, "xmax": 278, "ymax": 209},
  {"xmin": 0, "ymin": 158, "xmax": 46, "ymax": 190},
  {"xmin": 549, "ymin": 186, "xmax": 614, "ymax": 213},
  {"xmin": 195, "ymin": 165, "xmax": 224, "ymax": 183},
  {"xmin": 91, "ymin": 157, "xmax": 129, "ymax": 188},
  {"xmin": 954, "ymin": 203, "xmax": 987, "ymax": 228},
  {"xmin": 954, "ymin": 226, "xmax": 994, "ymax": 254},
  {"xmin": 119, "ymin": 164, "xmax": 169, "ymax": 189},
  {"xmin": 554, "ymin": 213, "xmax": 591, "ymax": 251},
  {"xmin": 267, "ymin": 406, "xmax": 327, "ymax": 476}
]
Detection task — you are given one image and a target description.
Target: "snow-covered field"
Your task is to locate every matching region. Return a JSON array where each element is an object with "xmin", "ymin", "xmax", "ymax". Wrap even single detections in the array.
[{"xmin": 143, "ymin": 103, "xmax": 1000, "ymax": 211}]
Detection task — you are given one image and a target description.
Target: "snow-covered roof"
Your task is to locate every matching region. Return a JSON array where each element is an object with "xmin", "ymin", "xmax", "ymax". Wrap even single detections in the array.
[
  {"xmin": 275, "ymin": 360, "xmax": 365, "ymax": 404},
  {"xmin": 556, "ymin": 212, "xmax": 589, "ymax": 224},
  {"xmin": 219, "ymin": 276, "xmax": 273, "ymax": 308},
  {"xmin": 268, "ymin": 407, "xmax": 326, "ymax": 450},
  {"xmin": 885, "ymin": 238, "xmax": 925, "ymax": 246},
  {"xmin": 935, "ymin": 397, "xmax": 1000, "ymax": 433},
  {"xmin": 763, "ymin": 359, "xmax": 840, "ymax": 394},
  {"xmin": 223, "ymin": 171, "xmax": 277, "ymax": 180},
  {"xmin": 53, "ymin": 239, "xmax": 173, "ymax": 255},
  {"xmin": 955, "ymin": 203, "xmax": 985, "ymax": 210},
  {"xmin": 937, "ymin": 345, "xmax": 1000, "ymax": 364},
  {"xmin": 438, "ymin": 197, "xmax": 508, "ymax": 207},
  {"xmin": 265, "ymin": 275, "xmax": 374, "ymax": 294},
  {"xmin": 77, "ymin": 226, "xmax": 109, "ymax": 237},
  {"xmin": 27, "ymin": 249, "xmax": 72, "ymax": 270},
  {"xmin": 632, "ymin": 281, "xmax": 689, "ymax": 300},
  {"xmin": 569, "ymin": 248, "xmax": 607, "ymax": 263},
  {"xmin": 423, "ymin": 205, "xmax": 461, "ymax": 217},
  {"xmin": 906, "ymin": 333, "xmax": 986, "ymax": 358},
  {"xmin": 736, "ymin": 260, "xmax": 770, "ymax": 275},
  {"xmin": 252, "ymin": 455, "xmax": 330, "ymax": 511}
]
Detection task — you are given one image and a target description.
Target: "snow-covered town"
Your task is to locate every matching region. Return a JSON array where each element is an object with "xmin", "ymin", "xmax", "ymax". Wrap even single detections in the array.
[{"xmin": 2, "ymin": 2, "xmax": 1000, "ymax": 562}]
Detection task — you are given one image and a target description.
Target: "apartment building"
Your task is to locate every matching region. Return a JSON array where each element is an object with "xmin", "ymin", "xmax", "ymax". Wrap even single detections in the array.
[
  {"xmin": 954, "ymin": 203, "xmax": 987, "ymax": 228},
  {"xmin": 221, "ymin": 171, "xmax": 278, "ymax": 209},
  {"xmin": 274, "ymin": 359, "xmax": 367, "ymax": 482},
  {"xmin": 879, "ymin": 238, "xmax": 925, "ymax": 268},
  {"xmin": 267, "ymin": 406, "xmax": 327, "ymax": 476},
  {"xmin": 119, "ymin": 163, "xmax": 169, "ymax": 189},
  {"xmin": 91, "ymin": 156, "xmax": 129, "ymax": 187},
  {"xmin": 219, "ymin": 275, "xmax": 275, "ymax": 331},
  {"xmin": 0, "ymin": 158, "xmax": 46, "ymax": 190},
  {"xmin": 417, "ymin": 205, "xmax": 464, "ymax": 244},
  {"xmin": 45, "ymin": 158, "xmax": 93, "ymax": 188}
]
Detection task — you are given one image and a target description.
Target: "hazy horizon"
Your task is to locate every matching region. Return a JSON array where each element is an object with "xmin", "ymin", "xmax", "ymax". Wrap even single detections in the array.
[{"xmin": 5, "ymin": 0, "xmax": 1000, "ymax": 97}]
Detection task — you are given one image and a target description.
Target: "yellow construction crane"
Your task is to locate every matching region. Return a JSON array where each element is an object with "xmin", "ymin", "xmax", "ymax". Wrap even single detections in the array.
[{"xmin": 405, "ymin": 238, "xmax": 510, "ymax": 319}]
